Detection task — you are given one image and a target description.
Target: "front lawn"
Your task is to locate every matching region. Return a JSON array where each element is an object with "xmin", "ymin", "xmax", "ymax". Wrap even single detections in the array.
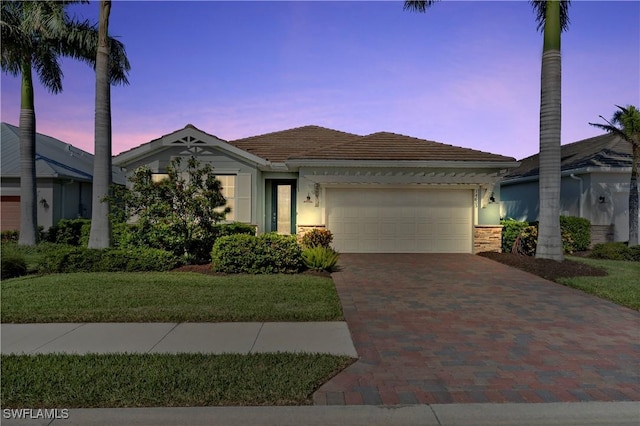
[
  {"xmin": 1, "ymin": 272, "xmax": 342, "ymax": 323},
  {"xmin": 1, "ymin": 353, "xmax": 353, "ymax": 408},
  {"xmin": 559, "ymin": 257, "xmax": 640, "ymax": 310}
]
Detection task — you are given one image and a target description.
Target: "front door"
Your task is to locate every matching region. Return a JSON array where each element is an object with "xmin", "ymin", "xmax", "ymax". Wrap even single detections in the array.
[{"xmin": 270, "ymin": 180, "xmax": 296, "ymax": 234}]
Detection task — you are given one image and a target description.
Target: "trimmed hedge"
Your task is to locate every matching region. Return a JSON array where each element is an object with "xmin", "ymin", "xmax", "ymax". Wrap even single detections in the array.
[
  {"xmin": 560, "ymin": 216, "xmax": 591, "ymax": 251},
  {"xmin": 39, "ymin": 246, "xmax": 179, "ymax": 273},
  {"xmin": 0, "ymin": 246, "xmax": 27, "ymax": 279},
  {"xmin": 501, "ymin": 218, "xmax": 529, "ymax": 253},
  {"xmin": 590, "ymin": 243, "xmax": 640, "ymax": 262},
  {"xmin": 502, "ymin": 216, "xmax": 591, "ymax": 254},
  {"xmin": 45, "ymin": 219, "xmax": 91, "ymax": 246},
  {"xmin": 211, "ymin": 233, "xmax": 302, "ymax": 274}
]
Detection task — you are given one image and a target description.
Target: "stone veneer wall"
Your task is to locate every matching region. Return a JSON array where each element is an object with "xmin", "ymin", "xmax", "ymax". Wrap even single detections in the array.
[
  {"xmin": 474, "ymin": 225, "xmax": 503, "ymax": 253},
  {"xmin": 590, "ymin": 225, "xmax": 614, "ymax": 247}
]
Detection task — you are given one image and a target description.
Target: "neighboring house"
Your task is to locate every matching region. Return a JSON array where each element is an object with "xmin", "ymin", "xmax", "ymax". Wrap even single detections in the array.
[
  {"xmin": 500, "ymin": 133, "xmax": 637, "ymax": 244},
  {"xmin": 0, "ymin": 122, "xmax": 125, "ymax": 232},
  {"xmin": 114, "ymin": 124, "xmax": 519, "ymax": 253}
]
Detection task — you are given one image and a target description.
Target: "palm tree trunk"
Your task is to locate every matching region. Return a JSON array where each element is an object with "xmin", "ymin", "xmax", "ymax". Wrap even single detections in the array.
[
  {"xmin": 629, "ymin": 144, "xmax": 639, "ymax": 246},
  {"xmin": 18, "ymin": 60, "xmax": 38, "ymax": 246},
  {"xmin": 536, "ymin": 0, "xmax": 563, "ymax": 261},
  {"xmin": 88, "ymin": 0, "xmax": 112, "ymax": 249}
]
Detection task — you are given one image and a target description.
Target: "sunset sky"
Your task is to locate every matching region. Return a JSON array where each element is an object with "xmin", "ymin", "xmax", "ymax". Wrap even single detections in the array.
[{"xmin": 1, "ymin": 1, "xmax": 638, "ymax": 160}]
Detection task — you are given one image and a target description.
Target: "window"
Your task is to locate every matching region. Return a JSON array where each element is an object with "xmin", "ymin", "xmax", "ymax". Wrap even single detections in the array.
[
  {"xmin": 150, "ymin": 172, "xmax": 236, "ymax": 221},
  {"xmin": 151, "ymin": 173, "xmax": 169, "ymax": 183},
  {"xmin": 217, "ymin": 175, "xmax": 236, "ymax": 221}
]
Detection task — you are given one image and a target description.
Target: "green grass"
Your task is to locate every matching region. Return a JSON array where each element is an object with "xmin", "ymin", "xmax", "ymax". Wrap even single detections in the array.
[
  {"xmin": 560, "ymin": 257, "xmax": 640, "ymax": 310},
  {"xmin": 1, "ymin": 353, "xmax": 354, "ymax": 408},
  {"xmin": 1, "ymin": 273, "xmax": 342, "ymax": 323}
]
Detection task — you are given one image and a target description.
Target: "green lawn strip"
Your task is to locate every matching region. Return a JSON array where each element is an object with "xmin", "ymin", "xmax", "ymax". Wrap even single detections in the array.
[
  {"xmin": 1, "ymin": 273, "xmax": 342, "ymax": 323},
  {"xmin": 1, "ymin": 353, "xmax": 354, "ymax": 408},
  {"xmin": 560, "ymin": 257, "xmax": 640, "ymax": 310}
]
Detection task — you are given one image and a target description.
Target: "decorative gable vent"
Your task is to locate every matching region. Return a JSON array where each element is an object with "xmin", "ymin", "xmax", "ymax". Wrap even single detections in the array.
[{"xmin": 170, "ymin": 135, "xmax": 205, "ymax": 145}]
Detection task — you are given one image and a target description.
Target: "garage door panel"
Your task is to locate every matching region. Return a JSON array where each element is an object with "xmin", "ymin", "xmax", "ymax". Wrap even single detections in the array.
[{"xmin": 327, "ymin": 188, "xmax": 472, "ymax": 253}]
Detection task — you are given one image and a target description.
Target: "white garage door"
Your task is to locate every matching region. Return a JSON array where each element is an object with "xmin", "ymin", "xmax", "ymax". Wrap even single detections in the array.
[{"xmin": 326, "ymin": 187, "xmax": 472, "ymax": 253}]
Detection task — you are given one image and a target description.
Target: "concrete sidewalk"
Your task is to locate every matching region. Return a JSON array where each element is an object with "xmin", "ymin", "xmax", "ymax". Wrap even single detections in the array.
[
  {"xmin": 2, "ymin": 402, "xmax": 639, "ymax": 425},
  {"xmin": 0, "ymin": 322, "xmax": 358, "ymax": 356}
]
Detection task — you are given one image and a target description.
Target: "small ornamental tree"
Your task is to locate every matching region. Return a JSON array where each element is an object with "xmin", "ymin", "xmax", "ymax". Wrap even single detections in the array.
[{"xmin": 112, "ymin": 157, "xmax": 230, "ymax": 263}]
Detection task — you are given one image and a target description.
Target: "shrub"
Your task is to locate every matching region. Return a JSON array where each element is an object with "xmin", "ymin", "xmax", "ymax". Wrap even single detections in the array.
[
  {"xmin": 0, "ymin": 246, "xmax": 27, "ymax": 279},
  {"xmin": 302, "ymin": 246, "xmax": 339, "ymax": 272},
  {"xmin": 39, "ymin": 246, "xmax": 179, "ymax": 273},
  {"xmin": 1, "ymin": 230, "xmax": 19, "ymax": 243},
  {"xmin": 509, "ymin": 222, "xmax": 575, "ymax": 256},
  {"xmin": 214, "ymin": 222, "xmax": 257, "ymax": 237},
  {"xmin": 500, "ymin": 218, "xmax": 529, "ymax": 253},
  {"xmin": 46, "ymin": 219, "xmax": 91, "ymax": 246},
  {"xmin": 211, "ymin": 233, "xmax": 303, "ymax": 274},
  {"xmin": 560, "ymin": 216, "xmax": 591, "ymax": 251},
  {"xmin": 301, "ymin": 228, "xmax": 334, "ymax": 249},
  {"xmin": 590, "ymin": 243, "xmax": 640, "ymax": 262}
]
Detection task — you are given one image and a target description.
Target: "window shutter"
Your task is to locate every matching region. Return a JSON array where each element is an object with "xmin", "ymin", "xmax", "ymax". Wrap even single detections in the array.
[{"xmin": 235, "ymin": 173, "xmax": 252, "ymax": 223}]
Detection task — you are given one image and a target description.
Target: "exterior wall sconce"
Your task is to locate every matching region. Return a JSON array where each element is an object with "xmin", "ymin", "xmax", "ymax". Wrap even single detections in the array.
[
  {"xmin": 489, "ymin": 192, "xmax": 496, "ymax": 203},
  {"xmin": 304, "ymin": 194, "xmax": 313, "ymax": 203},
  {"xmin": 39, "ymin": 197, "xmax": 49, "ymax": 209},
  {"xmin": 599, "ymin": 196, "xmax": 606, "ymax": 204}
]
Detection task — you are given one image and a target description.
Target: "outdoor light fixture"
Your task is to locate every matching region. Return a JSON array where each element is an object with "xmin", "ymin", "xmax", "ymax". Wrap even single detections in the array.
[
  {"xmin": 599, "ymin": 196, "xmax": 606, "ymax": 204},
  {"xmin": 489, "ymin": 192, "xmax": 496, "ymax": 203},
  {"xmin": 304, "ymin": 194, "xmax": 313, "ymax": 203}
]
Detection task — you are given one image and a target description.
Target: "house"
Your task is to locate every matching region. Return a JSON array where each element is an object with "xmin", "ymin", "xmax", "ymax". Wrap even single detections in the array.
[
  {"xmin": 500, "ymin": 132, "xmax": 637, "ymax": 244},
  {"xmin": 0, "ymin": 122, "xmax": 126, "ymax": 232},
  {"xmin": 113, "ymin": 124, "xmax": 520, "ymax": 253}
]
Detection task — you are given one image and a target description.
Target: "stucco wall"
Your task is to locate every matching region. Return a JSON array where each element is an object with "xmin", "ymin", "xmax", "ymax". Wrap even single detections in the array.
[{"xmin": 500, "ymin": 171, "xmax": 636, "ymax": 243}]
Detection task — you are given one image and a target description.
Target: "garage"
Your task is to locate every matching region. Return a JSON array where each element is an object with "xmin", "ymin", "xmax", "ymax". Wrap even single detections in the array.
[
  {"xmin": 0, "ymin": 195, "xmax": 20, "ymax": 232},
  {"xmin": 326, "ymin": 187, "xmax": 473, "ymax": 253}
]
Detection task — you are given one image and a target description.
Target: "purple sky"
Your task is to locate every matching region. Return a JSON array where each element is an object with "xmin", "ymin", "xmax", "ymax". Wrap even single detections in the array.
[{"xmin": 1, "ymin": 1, "xmax": 638, "ymax": 160}]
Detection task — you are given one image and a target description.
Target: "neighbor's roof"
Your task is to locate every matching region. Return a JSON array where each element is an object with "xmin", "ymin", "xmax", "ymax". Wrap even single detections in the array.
[
  {"xmin": 504, "ymin": 133, "xmax": 633, "ymax": 180},
  {"xmin": 228, "ymin": 125, "xmax": 516, "ymax": 163},
  {"xmin": 1, "ymin": 122, "xmax": 125, "ymax": 184}
]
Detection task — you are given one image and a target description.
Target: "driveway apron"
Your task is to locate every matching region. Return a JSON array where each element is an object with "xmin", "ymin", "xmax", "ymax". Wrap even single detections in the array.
[{"xmin": 313, "ymin": 254, "xmax": 640, "ymax": 405}]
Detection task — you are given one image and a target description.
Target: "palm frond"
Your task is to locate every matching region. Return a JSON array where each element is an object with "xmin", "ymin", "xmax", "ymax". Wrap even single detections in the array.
[
  {"xmin": 31, "ymin": 46, "xmax": 63, "ymax": 93},
  {"xmin": 529, "ymin": 0, "xmax": 571, "ymax": 33},
  {"xmin": 403, "ymin": 0, "xmax": 440, "ymax": 13},
  {"xmin": 590, "ymin": 105, "xmax": 640, "ymax": 148}
]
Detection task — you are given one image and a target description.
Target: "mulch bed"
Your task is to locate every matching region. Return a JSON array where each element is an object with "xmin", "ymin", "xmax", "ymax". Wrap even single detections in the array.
[{"xmin": 477, "ymin": 252, "xmax": 607, "ymax": 282}]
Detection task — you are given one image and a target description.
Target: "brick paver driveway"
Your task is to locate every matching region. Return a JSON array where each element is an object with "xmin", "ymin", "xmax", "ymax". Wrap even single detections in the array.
[{"xmin": 313, "ymin": 254, "xmax": 640, "ymax": 405}]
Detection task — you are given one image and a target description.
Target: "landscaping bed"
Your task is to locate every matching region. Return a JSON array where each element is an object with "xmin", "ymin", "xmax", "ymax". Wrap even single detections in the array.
[{"xmin": 478, "ymin": 251, "xmax": 607, "ymax": 282}]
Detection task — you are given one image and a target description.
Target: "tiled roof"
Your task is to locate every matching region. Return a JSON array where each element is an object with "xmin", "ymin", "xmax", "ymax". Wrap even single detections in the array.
[
  {"xmin": 228, "ymin": 126, "xmax": 516, "ymax": 163},
  {"xmin": 227, "ymin": 125, "xmax": 360, "ymax": 163},
  {"xmin": 292, "ymin": 131, "xmax": 516, "ymax": 162},
  {"xmin": 504, "ymin": 133, "xmax": 633, "ymax": 179}
]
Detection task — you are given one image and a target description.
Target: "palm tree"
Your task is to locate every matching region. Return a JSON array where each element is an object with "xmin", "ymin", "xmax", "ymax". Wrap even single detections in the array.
[
  {"xmin": 88, "ymin": 0, "xmax": 113, "ymax": 249},
  {"xmin": 0, "ymin": 0, "xmax": 129, "ymax": 246},
  {"xmin": 404, "ymin": 0, "xmax": 570, "ymax": 261},
  {"xmin": 590, "ymin": 105, "xmax": 640, "ymax": 246}
]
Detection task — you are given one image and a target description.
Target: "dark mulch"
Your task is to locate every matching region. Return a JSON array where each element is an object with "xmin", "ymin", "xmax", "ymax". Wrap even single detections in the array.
[{"xmin": 478, "ymin": 251, "xmax": 608, "ymax": 282}]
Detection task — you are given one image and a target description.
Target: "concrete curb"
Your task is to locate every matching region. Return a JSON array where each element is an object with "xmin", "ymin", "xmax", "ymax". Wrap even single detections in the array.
[{"xmin": 2, "ymin": 402, "xmax": 639, "ymax": 425}]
